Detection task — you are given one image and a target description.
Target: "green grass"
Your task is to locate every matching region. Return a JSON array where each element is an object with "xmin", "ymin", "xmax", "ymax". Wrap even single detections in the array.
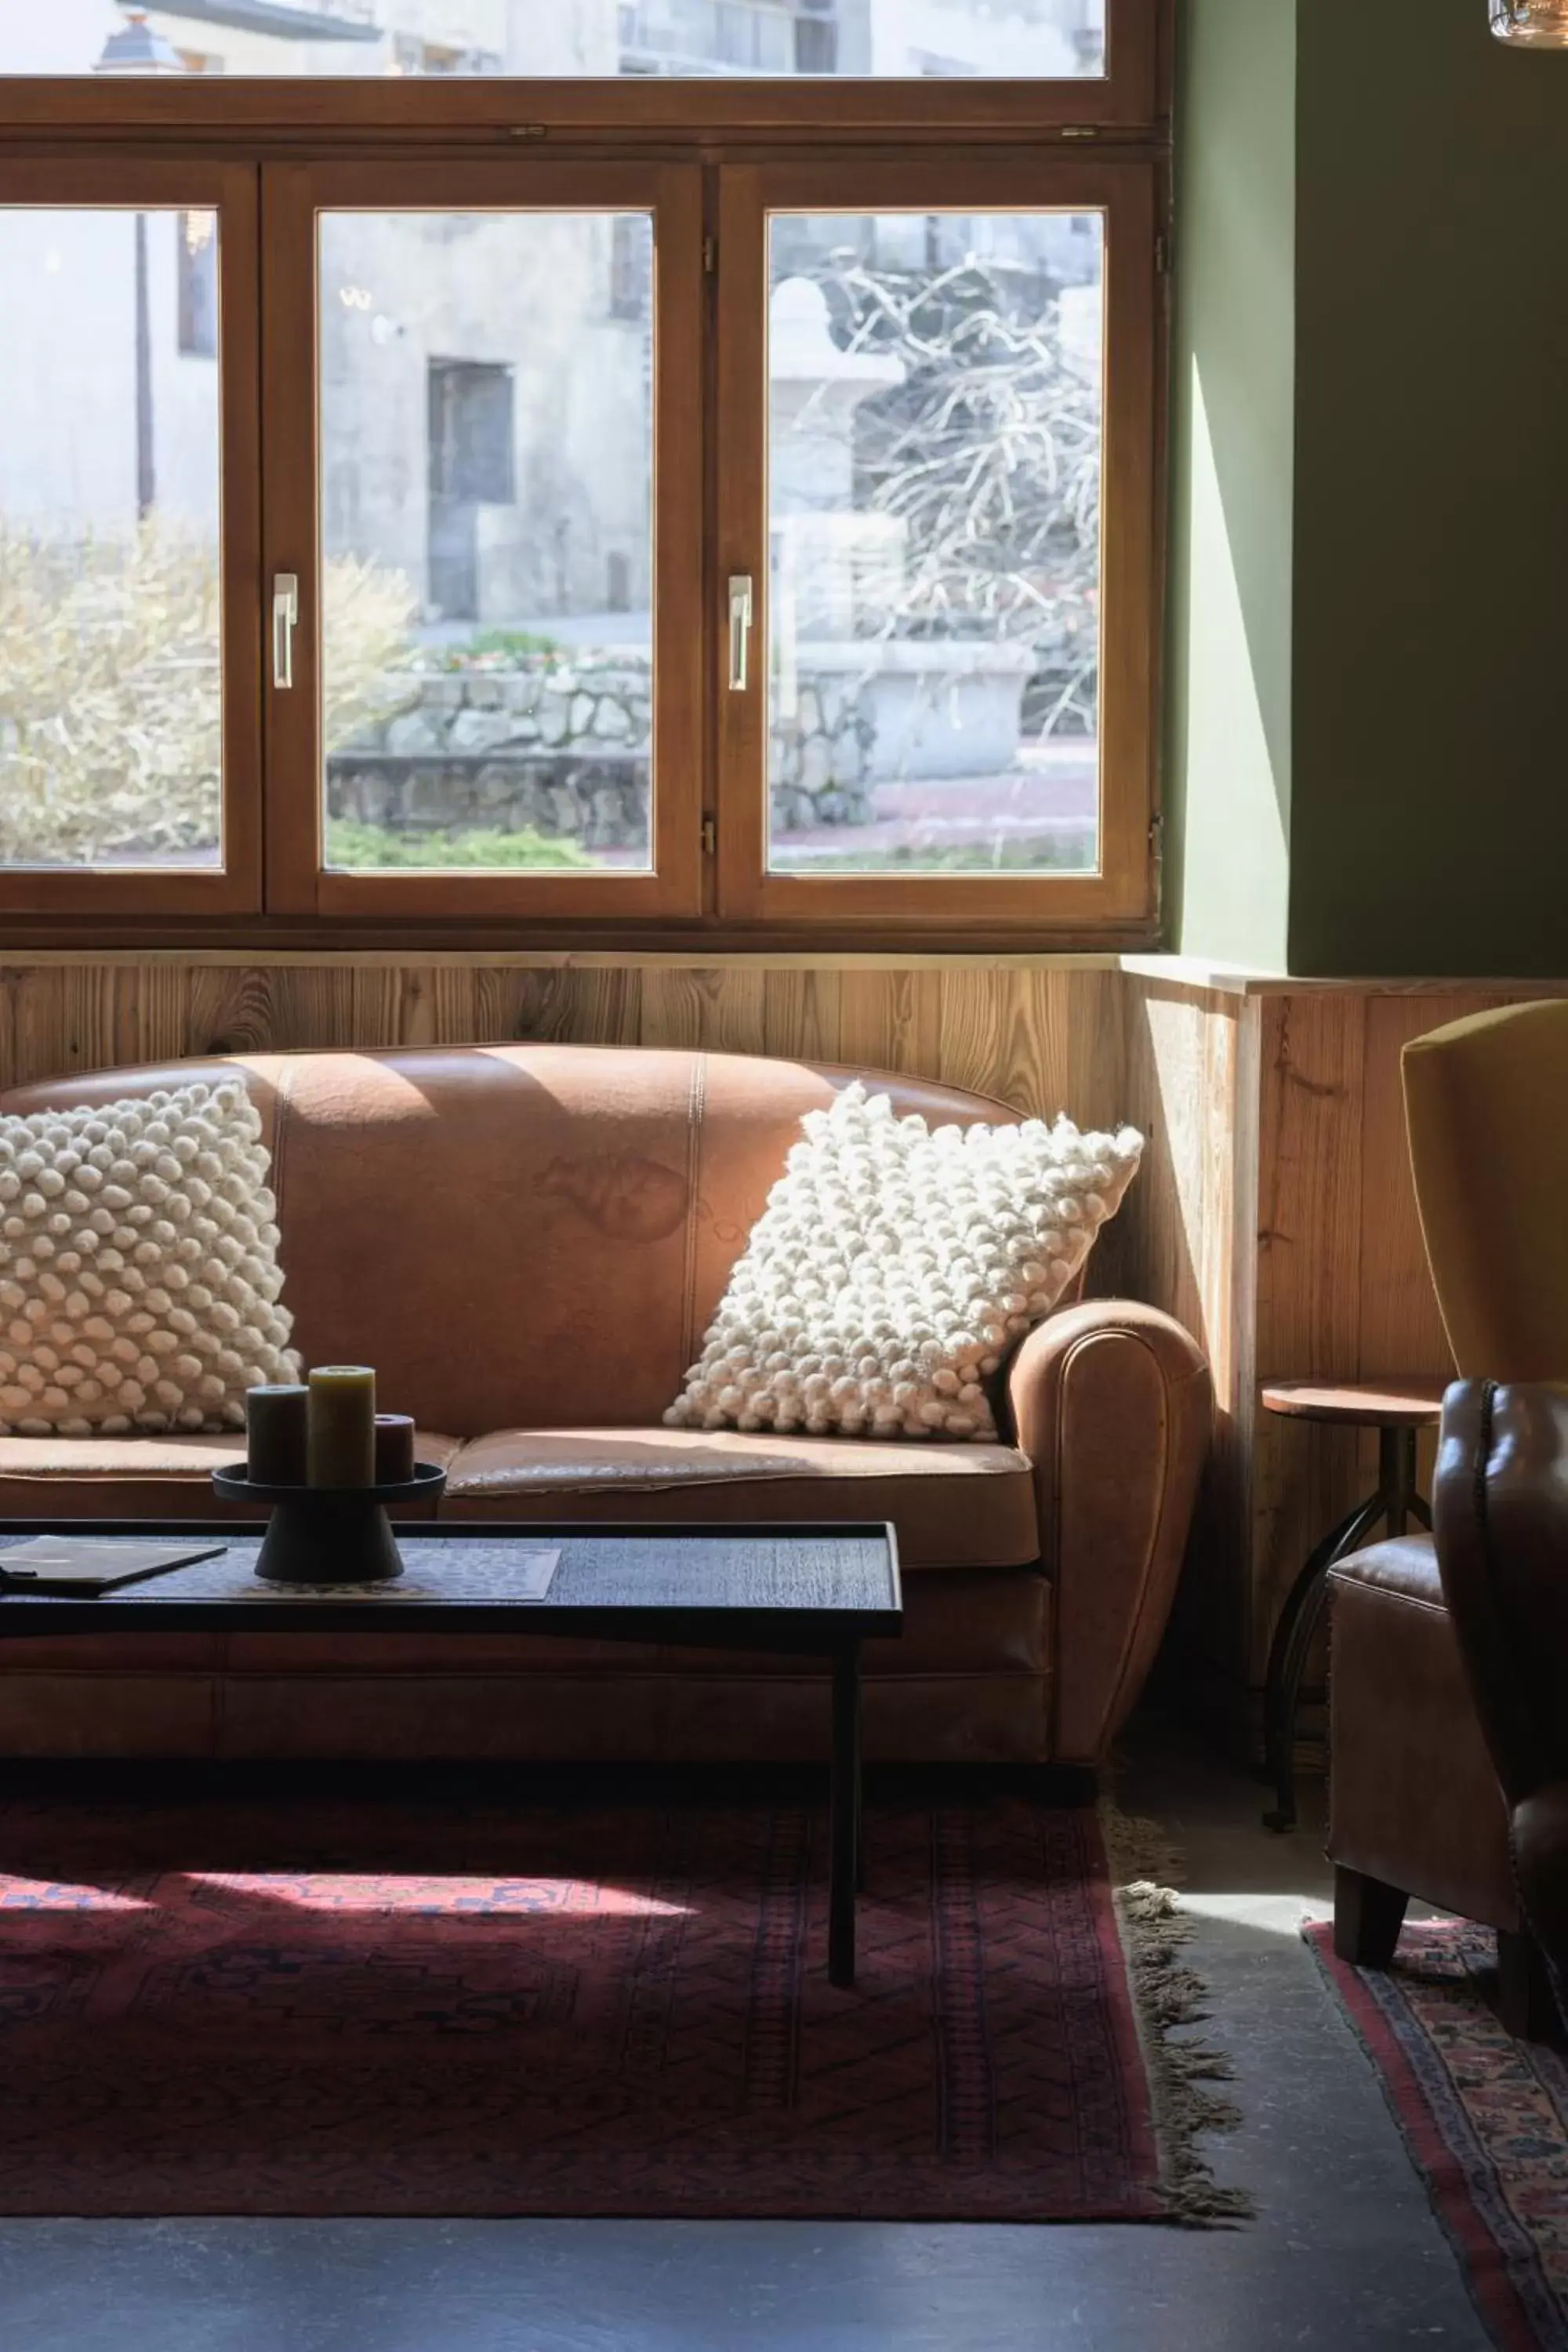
[
  {"xmin": 451, "ymin": 629, "xmax": 564, "ymax": 664},
  {"xmin": 325, "ymin": 821, "xmax": 593, "ymax": 871}
]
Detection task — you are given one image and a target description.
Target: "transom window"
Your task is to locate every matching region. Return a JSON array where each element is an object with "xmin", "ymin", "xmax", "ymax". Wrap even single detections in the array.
[
  {"xmin": 13, "ymin": 2, "xmax": 1109, "ymax": 82},
  {"xmin": 0, "ymin": 0, "xmax": 1164, "ymax": 945}
]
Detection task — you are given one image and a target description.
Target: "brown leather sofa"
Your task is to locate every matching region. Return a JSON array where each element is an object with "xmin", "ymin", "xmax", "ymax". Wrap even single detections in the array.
[{"xmin": 0, "ymin": 1046, "xmax": 1210, "ymax": 1767}]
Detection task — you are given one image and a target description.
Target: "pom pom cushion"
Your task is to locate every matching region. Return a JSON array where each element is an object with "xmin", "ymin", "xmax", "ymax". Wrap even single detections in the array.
[
  {"xmin": 666, "ymin": 1082, "xmax": 1143, "ymax": 1442},
  {"xmin": 0, "ymin": 1077, "xmax": 298, "ymax": 1436}
]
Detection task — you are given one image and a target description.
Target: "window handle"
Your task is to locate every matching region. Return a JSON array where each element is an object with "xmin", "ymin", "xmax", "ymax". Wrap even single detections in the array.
[
  {"xmin": 728, "ymin": 573, "xmax": 754, "ymax": 693},
  {"xmin": 272, "ymin": 572, "xmax": 299, "ymax": 691}
]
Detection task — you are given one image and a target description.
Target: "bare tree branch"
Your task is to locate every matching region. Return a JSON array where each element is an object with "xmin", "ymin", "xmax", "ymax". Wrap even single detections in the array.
[{"xmin": 811, "ymin": 249, "xmax": 1101, "ymax": 736}]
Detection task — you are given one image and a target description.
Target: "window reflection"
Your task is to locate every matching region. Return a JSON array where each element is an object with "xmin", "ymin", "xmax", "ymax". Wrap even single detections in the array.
[
  {"xmin": 5, "ymin": 2, "xmax": 1105, "ymax": 82},
  {"xmin": 0, "ymin": 207, "xmax": 223, "ymax": 871},
  {"xmin": 766, "ymin": 212, "xmax": 1103, "ymax": 878},
  {"xmin": 318, "ymin": 210, "xmax": 655, "ymax": 877}
]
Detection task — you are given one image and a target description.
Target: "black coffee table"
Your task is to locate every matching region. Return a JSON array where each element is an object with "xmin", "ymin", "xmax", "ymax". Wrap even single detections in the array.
[{"xmin": 0, "ymin": 1520, "xmax": 902, "ymax": 1990}]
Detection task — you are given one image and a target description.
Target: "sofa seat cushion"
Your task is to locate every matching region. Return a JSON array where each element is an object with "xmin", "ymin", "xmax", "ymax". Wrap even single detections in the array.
[
  {"xmin": 438, "ymin": 1425, "xmax": 1039, "ymax": 1571},
  {"xmin": 0, "ymin": 1430, "xmax": 463, "ymax": 1522}
]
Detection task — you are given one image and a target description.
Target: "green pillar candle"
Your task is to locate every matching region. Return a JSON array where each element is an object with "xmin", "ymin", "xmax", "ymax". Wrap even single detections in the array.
[
  {"xmin": 374, "ymin": 1414, "xmax": 416, "ymax": 1486},
  {"xmin": 245, "ymin": 1384, "xmax": 308, "ymax": 1486},
  {"xmin": 307, "ymin": 1365, "xmax": 376, "ymax": 1489}
]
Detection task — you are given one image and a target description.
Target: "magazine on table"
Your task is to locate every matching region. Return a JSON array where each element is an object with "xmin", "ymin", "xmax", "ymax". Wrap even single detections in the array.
[{"xmin": 0, "ymin": 1539, "xmax": 229, "ymax": 1595}]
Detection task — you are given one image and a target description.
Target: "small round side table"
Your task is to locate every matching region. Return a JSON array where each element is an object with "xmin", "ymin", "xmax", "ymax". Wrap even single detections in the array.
[{"xmin": 1258, "ymin": 1378, "xmax": 1448, "ymax": 1833}]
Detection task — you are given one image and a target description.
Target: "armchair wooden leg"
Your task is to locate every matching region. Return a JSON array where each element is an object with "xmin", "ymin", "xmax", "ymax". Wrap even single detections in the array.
[
  {"xmin": 1334, "ymin": 1865, "xmax": 1410, "ymax": 1967},
  {"xmin": 1497, "ymin": 1929, "xmax": 1563, "ymax": 2043}
]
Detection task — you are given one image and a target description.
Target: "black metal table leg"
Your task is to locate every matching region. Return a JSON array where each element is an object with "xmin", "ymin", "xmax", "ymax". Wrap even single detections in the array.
[
  {"xmin": 1384, "ymin": 1425, "xmax": 1421, "ymax": 1532},
  {"xmin": 1261, "ymin": 1490, "xmax": 1388, "ymax": 1831},
  {"xmin": 1262, "ymin": 1424, "xmax": 1425, "ymax": 1833},
  {"xmin": 829, "ymin": 1640, "xmax": 861, "ymax": 1988}
]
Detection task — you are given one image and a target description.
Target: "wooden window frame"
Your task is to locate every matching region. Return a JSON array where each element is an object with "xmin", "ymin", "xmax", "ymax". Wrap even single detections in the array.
[
  {"xmin": 260, "ymin": 159, "xmax": 705, "ymax": 923},
  {"xmin": 0, "ymin": 0, "xmax": 1169, "ymax": 952},
  {"xmin": 0, "ymin": 158, "xmax": 262, "ymax": 918},
  {"xmin": 715, "ymin": 156, "xmax": 1158, "ymax": 934}
]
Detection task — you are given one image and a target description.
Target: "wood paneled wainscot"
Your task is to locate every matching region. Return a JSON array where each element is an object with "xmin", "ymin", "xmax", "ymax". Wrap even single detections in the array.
[{"xmin": 0, "ymin": 956, "xmax": 1134, "ymax": 1118}]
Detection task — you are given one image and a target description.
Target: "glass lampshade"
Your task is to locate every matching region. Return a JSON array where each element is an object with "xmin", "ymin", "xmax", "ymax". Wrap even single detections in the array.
[{"xmin": 1491, "ymin": 0, "xmax": 1568, "ymax": 44}]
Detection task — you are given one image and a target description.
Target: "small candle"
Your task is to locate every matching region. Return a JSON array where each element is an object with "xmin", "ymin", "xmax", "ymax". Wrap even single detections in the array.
[
  {"xmin": 373, "ymin": 1414, "xmax": 416, "ymax": 1486},
  {"xmin": 307, "ymin": 1365, "xmax": 376, "ymax": 1489},
  {"xmin": 245, "ymin": 1384, "xmax": 309, "ymax": 1486}
]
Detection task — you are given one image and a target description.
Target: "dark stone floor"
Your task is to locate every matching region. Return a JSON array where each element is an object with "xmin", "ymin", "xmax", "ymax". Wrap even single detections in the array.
[{"xmin": 0, "ymin": 1733, "xmax": 1490, "ymax": 2352}]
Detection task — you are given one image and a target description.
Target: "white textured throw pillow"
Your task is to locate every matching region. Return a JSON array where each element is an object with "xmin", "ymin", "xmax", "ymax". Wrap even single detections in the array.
[
  {"xmin": 665, "ymin": 1082, "xmax": 1143, "ymax": 1443},
  {"xmin": 0, "ymin": 1077, "xmax": 298, "ymax": 1436}
]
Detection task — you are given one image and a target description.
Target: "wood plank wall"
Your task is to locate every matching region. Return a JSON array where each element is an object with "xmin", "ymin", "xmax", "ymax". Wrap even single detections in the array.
[
  {"xmin": 0, "ymin": 961, "xmax": 1131, "ymax": 1110},
  {"xmin": 0, "ymin": 956, "xmax": 1153, "ymax": 1330},
  {"xmin": 0, "ymin": 957, "xmax": 1554, "ymax": 1751},
  {"xmin": 0, "ymin": 960, "xmax": 1220, "ymax": 1393}
]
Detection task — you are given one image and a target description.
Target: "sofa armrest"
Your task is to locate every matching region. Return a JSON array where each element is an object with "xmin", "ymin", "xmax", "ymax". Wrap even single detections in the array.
[{"xmin": 1005, "ymin": 1300, "xmax": 1212, "ymax": 1764}]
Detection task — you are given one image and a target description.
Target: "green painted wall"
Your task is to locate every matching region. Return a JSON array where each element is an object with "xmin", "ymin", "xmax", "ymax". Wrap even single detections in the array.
[
  {"xmin": 1164, "ymin": 0, "xmax": 1294, "ymax": 967},
  {"xmin": 1167, "ymin": 0, "xmax": 1568, "ymax": 976},
  {"xmin": 1289, "ymin": 0, "xmax": 1568, "ymax": 975}
]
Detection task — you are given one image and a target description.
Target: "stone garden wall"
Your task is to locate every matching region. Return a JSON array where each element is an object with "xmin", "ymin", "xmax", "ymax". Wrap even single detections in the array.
[
  {"xmin": 331, "ymin": 641, "xmax": 1087, "ymax": 852},
  {"xmin": 331, "ymin": 657, "xmax": 876, "ymax": 849},
  {"xmin": 769, "ymin": 674, "xmax": 875, "ymax": 833},
  {"xmin": 328, "ymin": 662, "xmax": 653, "ymax": 854}
]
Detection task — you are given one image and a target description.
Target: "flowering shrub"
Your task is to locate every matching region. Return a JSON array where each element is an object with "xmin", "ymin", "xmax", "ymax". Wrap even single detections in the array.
[{"xmin": 0, "ymin": 522, "xmax": 414, "ymax": 864}]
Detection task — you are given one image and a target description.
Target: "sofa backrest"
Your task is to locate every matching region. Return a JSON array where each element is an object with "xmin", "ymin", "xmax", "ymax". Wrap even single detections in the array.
[{"xmin": 0, "ymin": 1047, "xmax": 1022, "ymax": 1438}]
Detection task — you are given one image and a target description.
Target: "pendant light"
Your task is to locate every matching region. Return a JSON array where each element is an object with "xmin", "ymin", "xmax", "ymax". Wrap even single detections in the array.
[
  {"xmin": 94, "ymin": 7, "xmax": 185, "ymax": 74},
  {"xmin": 1491, "ymin": 1, "xmax": 1568, "ymax": 45}
]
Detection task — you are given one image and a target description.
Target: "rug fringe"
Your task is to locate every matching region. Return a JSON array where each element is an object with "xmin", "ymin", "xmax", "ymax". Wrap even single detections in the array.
[{"xmin": 1100, "ymin": 1798, "xmax": 1254, "ymax": 2226}]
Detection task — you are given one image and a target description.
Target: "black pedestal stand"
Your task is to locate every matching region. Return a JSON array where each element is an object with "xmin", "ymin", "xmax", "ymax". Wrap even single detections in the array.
[{"xmin": 211, "ymin": 1463, "xmax": 448, "ymax": 1585}]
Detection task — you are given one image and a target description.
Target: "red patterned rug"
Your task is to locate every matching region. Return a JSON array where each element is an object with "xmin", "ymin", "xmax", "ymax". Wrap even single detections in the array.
[
  {"xmin": 1308, "ymin": 1920, "xmax": 1568, "ymax": 2351},
  {"xmin": 0, "ymin": 1779, "xmax": 1237, "ymax": 2221}
]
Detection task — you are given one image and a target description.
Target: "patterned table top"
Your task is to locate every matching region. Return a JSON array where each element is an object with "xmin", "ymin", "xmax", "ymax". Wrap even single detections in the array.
[{"xmin": 0, "ymin": 1527, "xmax": 902, "ymax": 1642}]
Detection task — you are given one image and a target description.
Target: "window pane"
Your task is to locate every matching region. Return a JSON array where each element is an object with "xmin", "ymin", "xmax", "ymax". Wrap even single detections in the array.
[
  {"xmin": 4, "ymin": 2, "xmax": 1103, "ymax": 78},
  {"xmin": 765, "ymin": 212, "xmax": 1102, "ymax": 878},
  {"xmin": 318, "ymin": 210, "xmax": 654, "ymax": 876},
  {"xmin": 0, "ymin": 207, "xmax": 223, "ymax": 872}
]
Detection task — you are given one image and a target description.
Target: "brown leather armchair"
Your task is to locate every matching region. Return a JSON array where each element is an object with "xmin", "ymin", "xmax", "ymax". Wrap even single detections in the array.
[
  {"xmin": 1434, "ymin": 1383, "xmax": 1568, "ymax": 2030},
  {"xmin": 1327, "ymin": 1472, "xmax": 1561, "ymax": 2038},
  {"xmin": 0, "ymin": 1046, "xmax": 1211, "ymax": 1769},
  {"xmin": 1328, "ymin": 1003, "xmax": 1568, "ymax": 2036}
]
